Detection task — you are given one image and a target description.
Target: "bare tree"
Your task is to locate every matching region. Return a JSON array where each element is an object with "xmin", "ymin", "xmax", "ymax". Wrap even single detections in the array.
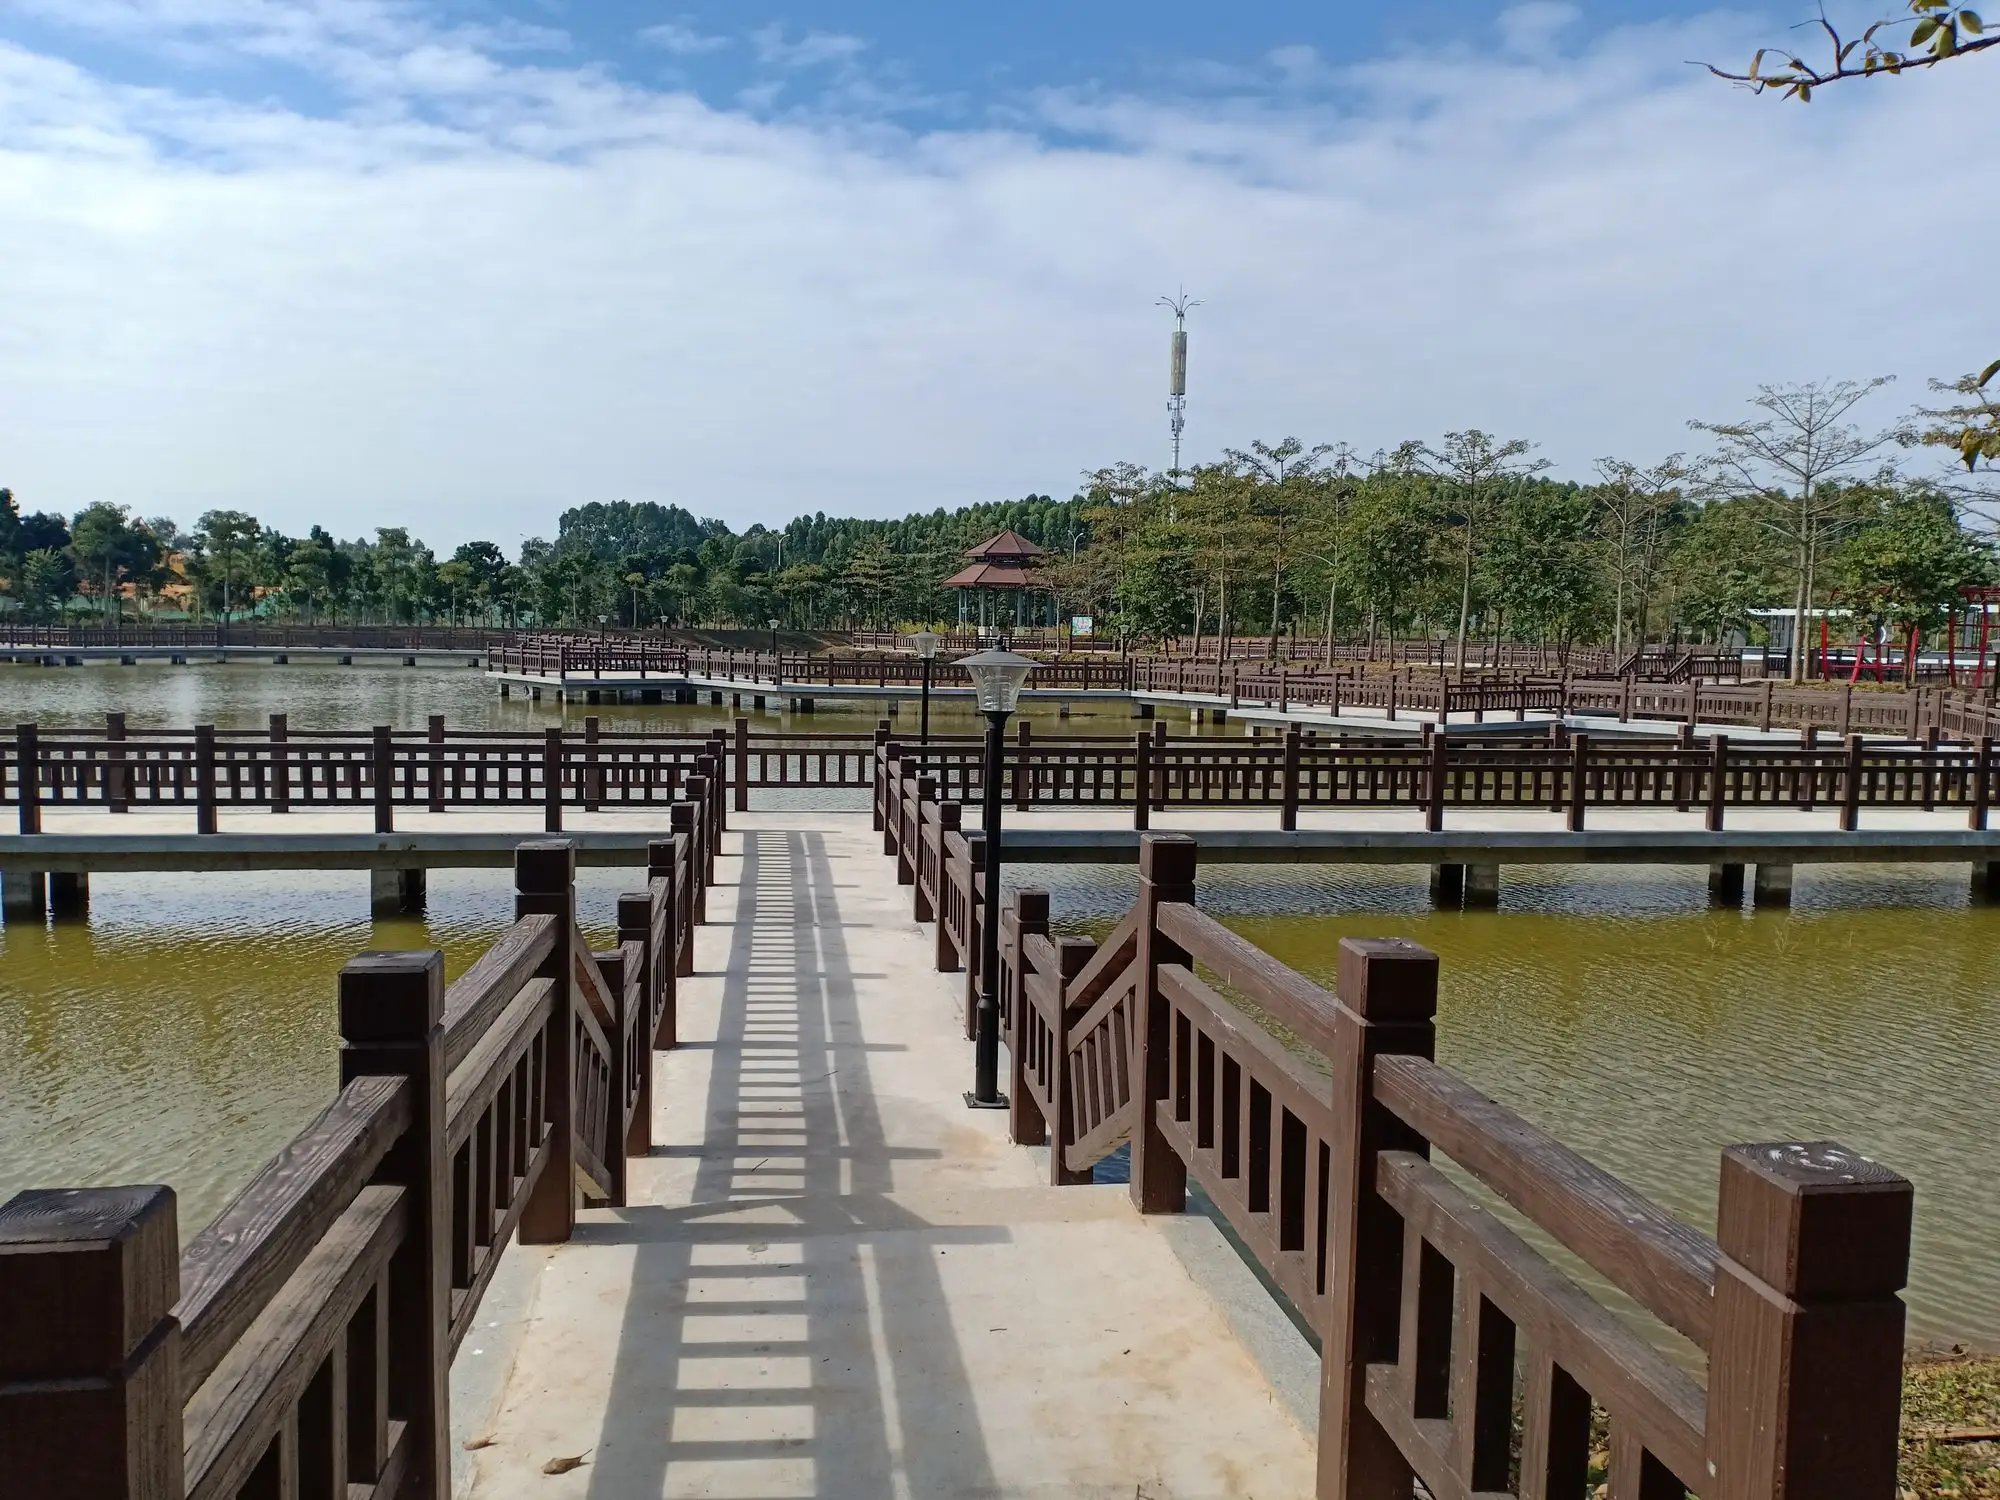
[
  {"xmin": 1593, "ymin": 455, "xmax": 1690, "ymax": 657},
  {"xmin": 1394, "ymin": 431, "xmax": 1551, "ymax": 672},
  {"xmin": 1689, "ymin": 377, "xmax": 1904, "ymax": 681},
  {"xmin": 1223, "ymin": 437, "xmax": 1335, "ymax": 656}
]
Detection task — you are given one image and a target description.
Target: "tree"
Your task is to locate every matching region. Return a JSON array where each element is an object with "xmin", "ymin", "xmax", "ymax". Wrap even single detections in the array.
[
  {"xmin": 285, "ymin": 535, "xmax": 339, "ymax": 620},
  {"xmin": 1394, "ymin": 431, "xmax": 1551, "ymax": 670},
  {"xmin": 1222, "ymin": 437, "xmax": 1334, "ymax": 654},
  {"xmin": 840, "ymin": 540, "xmax": 899, "ymax": 628},
  {"xmin": 69, "ymin": 503, "xmax": 159, "ymax": 624},
  {"xmin": 1706, "ymin": 2, "xmax": 1993, "ymax": 98},
  {"xmin": 1592, "ymin": 456, "xmax": 1690, "ymax": 655},
  {"xmin": 436, "ymin": 559, "xmax": 474, "ymax": 625},
  {"xmin": 18, "ymin": 548, "xmax": 75, "ymax": 622},
  {"xmin": 1690, "ymin": 378, "xmax": 1904, "ymax": 681},
  {"xmin": 0, "ymin": 487, "xmax": 18, "ymax": 564},
  {"xmin": 193, "ymin": 510, "xmax": 261, "ymax": 623},
  {"xmin": 1670, "ymin": 500, "xmax": 1785, "ymax": 647},
  {"xmin": 1832, "ymin": 488, "xmax": 1994, "ymax": 680},
  {"xmin": 1913, "ymin": 361, "xmax": 2000, "ymax": 474}
]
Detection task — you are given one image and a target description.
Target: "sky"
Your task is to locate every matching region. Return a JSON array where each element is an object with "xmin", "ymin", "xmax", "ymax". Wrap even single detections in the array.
[{"xmin": 0, "ymin": 1, "xmax": 1989, "ymax": 550}]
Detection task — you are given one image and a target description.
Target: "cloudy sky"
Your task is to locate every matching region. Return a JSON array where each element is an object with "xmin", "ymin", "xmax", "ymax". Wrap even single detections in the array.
[{"xmin": 0, "ymin": 0, "xmax": 1988, "ymax": 549}]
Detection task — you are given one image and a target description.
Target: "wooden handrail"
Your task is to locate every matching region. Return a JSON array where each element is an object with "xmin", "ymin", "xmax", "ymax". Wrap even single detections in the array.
[
  {"xmin": 1372, "ymin": 1053, "xmax": 1720, "ymax": 1347},
  {"xmin": 174, "ymin": 1076, "xmax": 413, "ymax": 1394}
]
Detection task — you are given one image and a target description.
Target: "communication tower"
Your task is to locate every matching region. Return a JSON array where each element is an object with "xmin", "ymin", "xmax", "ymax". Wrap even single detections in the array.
[{"xmin": 1157, "ymin": 288, "xmax": 1200, "ymax": 477}]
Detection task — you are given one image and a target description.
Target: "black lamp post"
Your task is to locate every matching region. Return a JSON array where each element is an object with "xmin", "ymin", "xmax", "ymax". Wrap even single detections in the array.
[
  {"xmin": 959, "ymin": 647, "xmax": 1036, "ymax": 1108},
  {"xmin": 909, "ymin": 630, "xmax": 941, "ymax": 745},
  {"xmin": 768, "ymin": 616, "xmax": 781, "ymax": 655}
]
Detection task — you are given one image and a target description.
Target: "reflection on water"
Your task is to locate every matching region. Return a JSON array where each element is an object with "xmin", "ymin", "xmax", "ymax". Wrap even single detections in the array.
[
  {"xmin": 0, "ymin": 866, "xmax": 638, "ymax": 1236},
  {"xmin": 1014, "ymin": 859, "xmax": 2000, "ymax": 1353}
]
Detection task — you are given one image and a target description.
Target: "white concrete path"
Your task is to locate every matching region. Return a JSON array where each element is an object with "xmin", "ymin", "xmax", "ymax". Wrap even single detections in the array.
[{"xmin": 464, "ymin": 813, "xmax": 1317, "ymax": 1500}]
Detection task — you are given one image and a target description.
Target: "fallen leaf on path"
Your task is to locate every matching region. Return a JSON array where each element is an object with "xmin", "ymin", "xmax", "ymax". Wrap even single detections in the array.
[
  {"xmin": 541, "ymin": 1452, "xmax": 591, "ymax": 1475},
  {"xmin": 462, "ymin": 1435, "xmax": 495, "ymax": 1451}
]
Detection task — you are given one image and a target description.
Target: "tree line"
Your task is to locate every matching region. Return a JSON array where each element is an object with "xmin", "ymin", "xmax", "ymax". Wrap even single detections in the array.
[
  {"xmin": 1051, "ymin": 376, "xmax": 1996, "ymax": 682},
  {"xmin": 3, "ymin": 375, "xmax": 1991, "ymax": 682},
  {"xmin": 0, "ymin": 488, "xmax": 1087, "ymax": 636}
]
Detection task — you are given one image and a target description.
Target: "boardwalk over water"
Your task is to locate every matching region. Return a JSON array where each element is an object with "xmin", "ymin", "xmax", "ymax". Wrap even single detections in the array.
[{"xmin": 463, "ymin": 814, "xmax": 1317, "ymax": 1498}]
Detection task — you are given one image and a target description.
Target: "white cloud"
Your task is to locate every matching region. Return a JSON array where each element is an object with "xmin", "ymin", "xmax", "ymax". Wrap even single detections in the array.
[
  {"xmin": 0, "ymin": 4, "xmax": 1990, "ymax": 549},
  {"xmin": 638, "ymin": 19, "xmax": 729, "ymax": 57}
]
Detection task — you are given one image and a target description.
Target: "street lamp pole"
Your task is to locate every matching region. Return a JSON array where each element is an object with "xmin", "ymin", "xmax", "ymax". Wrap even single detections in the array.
[
  {"xmin": 909, "ymin": 630, "xmax": 940, "ymax": 745},
  {"xmin": 768, "ymin": 616, "xmax": 780, "ymax": 656},
  {"xmin": 957, "ymin": 648, "xmax": 1035, "ymax": 1108}
]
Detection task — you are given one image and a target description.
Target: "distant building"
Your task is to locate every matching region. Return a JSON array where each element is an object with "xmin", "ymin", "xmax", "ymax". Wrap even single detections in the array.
[{"xmin": 940, "ymin": 530, "xmax": 1055, "ymax": 628}]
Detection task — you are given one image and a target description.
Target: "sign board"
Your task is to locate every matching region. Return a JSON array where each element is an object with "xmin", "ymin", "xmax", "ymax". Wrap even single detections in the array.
[{"xmin": 1070, "ymin": 616, "xmax": 1093, "ymax": 638}]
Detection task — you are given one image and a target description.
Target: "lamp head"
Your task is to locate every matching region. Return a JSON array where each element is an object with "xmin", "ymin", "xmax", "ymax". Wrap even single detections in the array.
[
  {"xmin": 909, "ymin": 630, "xmax": 941, "ymax": 661},
  {"xmin": 957, "ymin": 648, "xmax": 1035, "ymax": 714}
]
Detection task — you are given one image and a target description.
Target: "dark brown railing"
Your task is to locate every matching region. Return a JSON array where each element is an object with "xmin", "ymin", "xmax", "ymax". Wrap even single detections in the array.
[
  {"xmin": 0, "ymin": 771, "xmax": 716, "ymax": 1498},
  {"xmin": 887, "ymin": 797, "xmax": 1917, "ymax": 1499},
  {"xmin": 876, "ymin": 724, "xmax": 2000, "ymax": 834},
  {"xmin": 3, "ymin": 624, "xmax": 517, "ymax": 650},
  {"xmin": 4, "ymin": 718, "xmax": 894, "ymax": 833}
]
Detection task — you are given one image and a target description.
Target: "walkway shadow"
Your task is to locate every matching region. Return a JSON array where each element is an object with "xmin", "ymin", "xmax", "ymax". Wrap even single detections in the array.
[{"xmin": 582, "ymin": 829, "xmax": 1008, "ymax": 1499}]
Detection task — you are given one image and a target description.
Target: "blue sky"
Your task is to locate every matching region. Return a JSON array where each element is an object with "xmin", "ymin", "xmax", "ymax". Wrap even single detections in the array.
[{"xmin": 0, "ymin": 1, "xmax": 1990, "ymax": 546}]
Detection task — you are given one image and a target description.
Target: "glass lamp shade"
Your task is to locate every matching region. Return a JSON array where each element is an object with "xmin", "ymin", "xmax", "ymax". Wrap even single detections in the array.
[
  {"xmin": 909, "ymin": 630, "xmax": 942, "ymax": 660},
  {"xmin": 767, "ymin": 618, "xmax": 781, "ymax": 629},
  {"xmin": 957, "ymin": 648, "xmax": 1035, "ymax": 714}
]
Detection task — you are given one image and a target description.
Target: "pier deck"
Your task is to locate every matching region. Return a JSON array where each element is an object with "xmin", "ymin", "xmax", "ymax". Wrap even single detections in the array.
[{"xmin": 462, "ymin": 813, "xmax": 1317, "ymax": 1499}]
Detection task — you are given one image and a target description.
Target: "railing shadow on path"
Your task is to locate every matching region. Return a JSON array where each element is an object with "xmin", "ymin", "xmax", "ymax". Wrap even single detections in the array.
[{"xmin": 575, "ymin": 828, "xmax": 1005, "ymax": 1498}]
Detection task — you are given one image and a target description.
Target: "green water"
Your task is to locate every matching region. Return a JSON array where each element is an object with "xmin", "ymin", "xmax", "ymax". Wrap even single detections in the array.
[{"xmin": 3, "ymin": 664, "xmax": 1996, "ymax": 1353}]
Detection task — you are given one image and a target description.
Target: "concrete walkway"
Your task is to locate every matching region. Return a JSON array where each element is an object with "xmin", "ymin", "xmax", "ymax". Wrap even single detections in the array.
[{"xmin": 464, "ymin": 813, "xmax": 1317, "ymax": 1500}]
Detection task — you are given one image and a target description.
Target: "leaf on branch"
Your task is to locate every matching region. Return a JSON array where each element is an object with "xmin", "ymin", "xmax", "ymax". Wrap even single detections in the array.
[
  {"xmin": 1977, "ymin": 359, "xmax": 2000, "ymax": 388},
  {"xmin": 1963, "ymin": 9, "xmax": 1985, "ymax": 35}
]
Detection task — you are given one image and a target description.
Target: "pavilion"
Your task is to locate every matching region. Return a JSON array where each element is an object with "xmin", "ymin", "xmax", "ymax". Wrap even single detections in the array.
[{"xmin": 940, "ymin": 529, "xmax": 1056, "ymax": 628}]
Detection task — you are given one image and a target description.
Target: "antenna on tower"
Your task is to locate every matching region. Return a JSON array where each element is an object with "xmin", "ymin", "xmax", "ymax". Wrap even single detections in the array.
[{"xmin": 1157, "ymin": 287, "xmax": 1200, "ymax": 479}]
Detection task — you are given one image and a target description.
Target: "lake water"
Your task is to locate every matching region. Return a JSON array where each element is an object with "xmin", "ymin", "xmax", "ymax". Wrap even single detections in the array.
[{"xmin": 3, "ymin": 662, "xmax": 1995, "ymax": 1352}]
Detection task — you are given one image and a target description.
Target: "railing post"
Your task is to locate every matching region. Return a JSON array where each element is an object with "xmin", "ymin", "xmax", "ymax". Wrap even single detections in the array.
[
  {"xmin": 1704, "ymin": 1142, "xmax": 1913, "ymax": 1500},
  {"xmin": 337, "ymin": 947, "xmax": 449, "ymax": 1499},
  {"xmin": 616, "ymin": 898, "xmax": 656, "ymax": 1161},
  {"xmin": 1046, "ymin": 935, "xmax": 1098, "ymax": 1186},
  {"xmin": 1759, "ymin": 678, "xmax": 1774, "ymax": 733},
  {"xmin": 581, "ymin": 716, "xmax": 601, "ymax": 812},
  {"xmin": 0, "ymin": 1183, "xmax": 183, "ymax": 1498},
  {"xmin": 1840, "ymin": 683, "xmax": 1854, "ymax": 739},
  {"xmin": 688, "ymin": 780, "xmax": 714, "ymax": 919},
  {"xmin": 1705, "ymin": 733, "xmax": 1729, "ymax": 832},
  {"xmin": 1130, "ymin": 833, "xmax": 1195, "ymax": 1215},
  {"xmin": 1014, "ymin": 719, "xmax": 1031, "ymax": 811},
  {"xmin": 912, "ymin": 777, "xmax": 939, "ymax": 912},
  {"xmin": 1281, "ymin": 725, "xmax": 1302, "ymax": 832},
  {"xmin": 428, "ymin": 713, "xmax": 447, "ymax": 813},
  {"xmin": 707, "ymin": 734, "xmax": 729, "ymax": 833},
  {"xmin": 881, "ymin": 742, "xmax": 904, "ymax": 850},
  {"xmin": 645, "ymin": 838, "xmax": 681, "ymax": 1042},
  {"xmin": 594, "ymin": 945, "xmax": 633, "ymax": 1208},
  {"xmin": 671, "ymin": 803, "xmax": 700, "ymax": 942},
  {"xmin": 1152, "ymin": 720, "xmax": 1167, "ymax": 810},
  {"xmin": 1841, "ymin": 733, "xmax": 1865, "ymax": 832},
  {"xmin": 1133, "ymin": 730, "xmax": 1151, "ymax": 832},
  {"xmin": 195, "ymin": 723, "xmax": 219, "ymax": 835},
  {"xmin": 734, "ymin": 717, "xmax": 750, "ymax": 813},
  {"xmin": 1425, "ymin": 725, "xmax": 1447, "ymax": 833},
  {"xmin": 934, "ymin": 803, "xmax": 963, "ymax": 972},
  {"xmin": 542, "ymin": 726, "xmax": 563, "ymax": 833},
  {"xmin": 961, "ymin": 831, "xmax": 985, "ymax": 1039},
  {"xmin": 514, "ymin": 840, "xmax": 576, "ymax": 1244},
  {"xmin": 362, "ymin": 723, "xmax": 393, "ymax": 835},
  {"xmin": 1568, "ymin": 730, "xmax": 1588, "ymax": 832},
  {"xmin": 1007, "ymin": 888, "xmax": 1049, "ymax": 1147},
  {"xmin": 107, "ymin": 711, "xmax": 129, "ymax": 814},
  {"xmin": 267, "ymin": 712, "xmax": 288, "ymax": 815},
  {"xmin": 697, "ymin": 753, "xmax": 721, "ymax": 873},
  {"xmin": 1973, "ymin": 736, "xmax": 1992, "ymax": 832},
  {"xmin": 1317, "ymin": 937, "xmax": 1438, "ymax": 1500},
  {"xmin": 16, "ymin": 723, "xmax": 41, "ymax": 834}
]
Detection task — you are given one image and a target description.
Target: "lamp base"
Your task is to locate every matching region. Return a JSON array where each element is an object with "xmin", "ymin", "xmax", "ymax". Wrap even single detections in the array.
[{"xmin": 963, "ymin": 1091, "xmax": 1009, "ymax": 1111}]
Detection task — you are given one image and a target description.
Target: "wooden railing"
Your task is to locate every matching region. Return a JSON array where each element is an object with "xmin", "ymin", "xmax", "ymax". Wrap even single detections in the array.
[
  {"xmin": 0, "ymin": 774, "xmax": 713, "ymax": 1498},
  {"xmin": 4, "ymin": 718, "xmax": 751, "ymax": 834},
  {"xmin": 4, "ymin": 624, "xmax": 517, "ymax": 650},
  {"xmin": 887, "ymin": 810, "xmax": 1917, "ymax": 1498},
  {"xmin": 877, "ymin": 725, "xmax": 2000, "ymax": 833}
]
